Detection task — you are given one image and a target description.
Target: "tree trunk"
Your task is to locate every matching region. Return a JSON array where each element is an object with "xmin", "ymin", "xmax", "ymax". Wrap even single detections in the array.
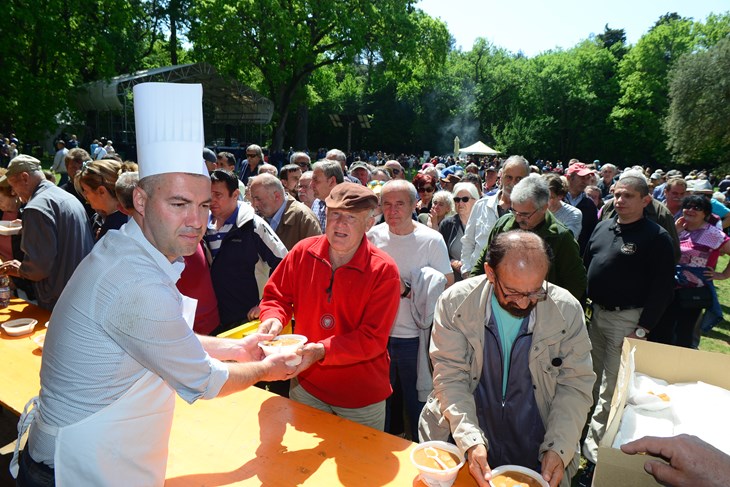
[{"xmin": 294, "ymin": 104, "xmax": 308, "ymax": 150}]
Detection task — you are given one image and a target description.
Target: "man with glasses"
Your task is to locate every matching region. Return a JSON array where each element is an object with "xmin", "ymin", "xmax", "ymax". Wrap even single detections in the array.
[
  {"xmin": 461, "ymin": 155, "xmax": 530, "ymax": 279},
  {"xmin": 290, "ymin": 151, "xmax": 311, "ymax": 171},
  {"xmin": 384, "ymin": 160, "xmax": 406, "ymax": 180},
  {"xmin": 240, "ymin": 144, "xmax": 264, "ymax": 186},
  {"xmin": 297, "ymin": 171, "xmax": 316, "ymax": 208},
  {"xmin": 419, "ymin": 230, "xmax": 595, "ymax": 487},
  {"xmin": 470, "ymin": 175, "xmax": 586, "ymax": 301}
]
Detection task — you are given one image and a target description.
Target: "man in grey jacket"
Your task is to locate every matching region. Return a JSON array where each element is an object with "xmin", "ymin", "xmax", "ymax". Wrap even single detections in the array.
[{"xmin": 419, "ymin": 230, "xmax": 595, "ymax": 487}]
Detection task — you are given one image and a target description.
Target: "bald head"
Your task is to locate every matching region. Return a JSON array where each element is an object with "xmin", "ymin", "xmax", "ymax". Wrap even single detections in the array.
[{"xmin": 486, "ymin": 230, "xmax": 551, "ymax": 277}]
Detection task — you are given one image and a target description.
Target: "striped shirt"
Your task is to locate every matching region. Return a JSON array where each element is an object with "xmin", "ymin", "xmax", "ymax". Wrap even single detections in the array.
[{"xmin": 205, "ymin": 206, "xmax": 239, "ymax": 258}]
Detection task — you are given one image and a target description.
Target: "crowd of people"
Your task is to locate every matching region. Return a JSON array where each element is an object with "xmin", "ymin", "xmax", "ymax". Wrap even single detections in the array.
[{"xmin": 4, "ymin": 103, "xmax": 730, "ymax": 486}]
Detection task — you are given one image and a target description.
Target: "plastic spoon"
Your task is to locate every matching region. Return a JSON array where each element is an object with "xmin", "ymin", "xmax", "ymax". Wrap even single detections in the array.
[{"xmin": 423, "ymin": 447, "xmax": 449, "ymax": 470}]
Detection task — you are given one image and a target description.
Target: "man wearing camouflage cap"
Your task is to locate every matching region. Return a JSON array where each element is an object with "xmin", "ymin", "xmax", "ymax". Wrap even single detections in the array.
[{"xmin": 0, "ymin": 155, "xmax": 93, "ymax": 310}]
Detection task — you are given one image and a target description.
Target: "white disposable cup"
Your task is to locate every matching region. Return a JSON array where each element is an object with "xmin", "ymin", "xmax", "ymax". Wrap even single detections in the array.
[{"xmin": 258, "ymin": 334, "xmax": 308, "ymax": 366}]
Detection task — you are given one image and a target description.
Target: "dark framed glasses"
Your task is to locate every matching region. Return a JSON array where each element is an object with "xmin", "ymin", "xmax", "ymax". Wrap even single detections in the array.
[
  {"xmin": 453, "ymin": 196, "xmax": 472, "ymax": 204},
  {"xmin": 683, "ymin": 204, "xmax": 705, "ymax": 212},
  {"xmin": 417, "ymin": 186, "xmax": 435, "ymax": 193},
  {"xmin": 495, "ymin": 276, "xmax": 548, "ymax": 302}
]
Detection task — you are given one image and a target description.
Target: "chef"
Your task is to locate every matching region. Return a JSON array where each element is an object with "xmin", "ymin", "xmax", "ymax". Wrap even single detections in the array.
[{"xmin": 11, "ymin": 83, "xmax": 300, "ymax": 486}]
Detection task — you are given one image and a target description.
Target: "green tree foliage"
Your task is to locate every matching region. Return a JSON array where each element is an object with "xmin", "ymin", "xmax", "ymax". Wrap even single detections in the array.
[
  {"xmin": 665, "ymin": 37, "xmax": 730, "ymax": 167},
  {"xmin": 0, "ymin": 0, "xmax": 160, "ymax": 142},
  {"xmin": 610, "ymin": 15, "xmax": 696, "ymax": 163},
  {"xmin": 188, "ymin": 0, "xmax": 431, "ymax": 152}
]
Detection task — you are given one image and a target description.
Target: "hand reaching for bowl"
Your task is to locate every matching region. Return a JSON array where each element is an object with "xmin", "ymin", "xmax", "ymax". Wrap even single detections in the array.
[
  {"xmin": 540, "ymin": 450, "xmax": 564, "ymax": 487},
  {"xmin": 466, "ymin": 443, "xmax": 492, "ymax": 487}
]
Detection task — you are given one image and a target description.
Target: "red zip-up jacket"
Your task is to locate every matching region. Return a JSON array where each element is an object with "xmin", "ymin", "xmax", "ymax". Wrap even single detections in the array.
[{"xmin": 260, "ymin": 235, "xmax": 400, "ymax": 408}]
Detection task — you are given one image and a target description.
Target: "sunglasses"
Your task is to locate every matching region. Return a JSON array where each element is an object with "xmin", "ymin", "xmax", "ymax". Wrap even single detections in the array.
[
  {"xmin": 683, "ymin": 205, "xmax": 705, "ymax": 212},
  {"xmin": 368, "ymin": 181, "xmax": 386, "ymax": 188},
  {"xmin": 246, "ymin": 153, "xmax": 258, "ymax": 158},
  {"xmin": 417, "ymin": 186, "xmax": 435, "ymax": 193},
  {"xmin": 453, "ymin": 196, "xmax": 472, "ymax": 203}
]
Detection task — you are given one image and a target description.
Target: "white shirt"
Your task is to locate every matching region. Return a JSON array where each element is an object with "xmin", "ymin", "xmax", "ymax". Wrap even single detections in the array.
[
  {"xmin": 367, "ymin": 222, "xmax": 452, "ymax": 337},
  {"xmin": 460, "ymin": 191, "xmax": 503, "ymax": 275},
  {"xmin": 29, "ymin": 219, "xmax": 229, "ymax": 466}
]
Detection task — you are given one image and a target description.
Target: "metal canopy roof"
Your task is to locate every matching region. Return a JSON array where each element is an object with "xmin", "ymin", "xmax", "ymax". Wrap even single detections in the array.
[{"xmin": 72, "ymin": 63, "xmax": 273, "ymax": 125}]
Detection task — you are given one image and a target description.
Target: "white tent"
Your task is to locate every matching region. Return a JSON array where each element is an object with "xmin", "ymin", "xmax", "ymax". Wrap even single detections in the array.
[{"xmin": 459, "ymin": 141, "xmax": 500, "ymax": 155}]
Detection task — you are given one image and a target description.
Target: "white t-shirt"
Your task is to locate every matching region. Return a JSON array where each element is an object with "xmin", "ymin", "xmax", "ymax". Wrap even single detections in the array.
[{"xmin": 367, "ymin": 222, "xmax": 452, "ymax": 338}]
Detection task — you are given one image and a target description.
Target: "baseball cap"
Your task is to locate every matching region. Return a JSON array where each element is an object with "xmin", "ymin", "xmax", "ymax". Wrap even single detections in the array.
[
  {"xmin": 0, "ymin": 154, "xmax": 42, "ymax": 186},
  {"xmin": 565, "ymin": 162, "xmax": 593, "ymax": 177}
]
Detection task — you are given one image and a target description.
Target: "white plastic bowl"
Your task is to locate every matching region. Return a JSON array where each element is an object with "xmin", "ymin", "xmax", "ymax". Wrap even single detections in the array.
[
  {"xmin": 33, "ymin": 333, "xmax": 46, "ymax": 350},
  {"xmin": 0, "ymin": 220, "xmax": 22, "ymax": 236},
  {"xmin": 490, "ymin": 464, "xmax": 549, "ymax": 487},
  {"xmin": 258, "ymin": 334, "xmax": 307, "ymax": 366},
  {"xmin": 410, "ymin": 441, "xmax": 465, "ymax": 487},
  {"xmin": 2, "ymin": 318, "xmax": 38, "ymax": 336}
]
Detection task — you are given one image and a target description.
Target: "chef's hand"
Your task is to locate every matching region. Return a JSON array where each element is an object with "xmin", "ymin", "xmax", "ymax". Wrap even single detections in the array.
[
  {"xmin": 235, "ymin": 333, "xmax": 274, "ymax": 362},
  {"xmin": 0, "ymin": 259, "xmax": 21, "ymax": 277},
  {"xmin": 621, "ymin": 434, "xmax": 730, "ymax": 487},
  {"xmin": 541, "ymin": 450, "xmax": 564, "ymax": 487},
  {"xmin": 260, "ymin": 353, "xmax": 299, "ymax": 382},
  {"xmin": 257, "ymin": 318, "xmax": 283, "ymax": 335},
  {"xmin": 247, "ymin": 305, "xmax": 261, "ymax": 321},
  {"xmin": 466, "ymin": 444, "xmax": 492, "ymax": 487}
]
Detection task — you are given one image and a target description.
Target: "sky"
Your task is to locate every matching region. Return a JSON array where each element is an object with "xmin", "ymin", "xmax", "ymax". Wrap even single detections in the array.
[{"xmin": 417, "ymin": 0, "xmax": 729, "ymax": 56}]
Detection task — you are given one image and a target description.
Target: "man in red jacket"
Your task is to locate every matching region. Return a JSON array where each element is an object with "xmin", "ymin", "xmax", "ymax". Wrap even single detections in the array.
[{"xmin": 258, "ymin": 183, "xmax": 401, "ymax": 430}]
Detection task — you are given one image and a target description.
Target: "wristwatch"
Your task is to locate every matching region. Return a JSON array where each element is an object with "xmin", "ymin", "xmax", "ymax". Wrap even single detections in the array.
[
  {"xmin": 634, "ymin": 328, "xmax": 648, "ymax": 338},
  {"xmin": 401, "ymin": 282, "xmax": 412, "ymax": 298}
]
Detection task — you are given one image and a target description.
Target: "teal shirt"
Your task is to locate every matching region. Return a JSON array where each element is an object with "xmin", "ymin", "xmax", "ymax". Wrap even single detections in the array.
[{"xmin": 490, "ymin": 294, "xmax": 523, "ymax": 398}]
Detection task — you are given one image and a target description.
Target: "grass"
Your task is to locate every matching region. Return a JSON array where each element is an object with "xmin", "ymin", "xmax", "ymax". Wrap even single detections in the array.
[{"xmin": 699, "ymin": 254, "xmax": 730, "ymax": 355}]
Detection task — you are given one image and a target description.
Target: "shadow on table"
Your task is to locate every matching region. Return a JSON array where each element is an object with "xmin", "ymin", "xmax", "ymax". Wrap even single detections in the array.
[{"xmin": 166, "ymin": 396, "xmax": 412, "ymax": 486}]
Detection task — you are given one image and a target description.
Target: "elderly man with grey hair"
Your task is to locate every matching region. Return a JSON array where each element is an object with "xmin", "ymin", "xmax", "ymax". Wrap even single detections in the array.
[
  {"xmin": 326, "ymin": 148, "xmax": 360, "ymax": 184},
  {"xmin": 310, "ymin": 159, "xmax": 344, "ymax": 232},
  {"xmin": 290, "ymin": 151, "xmax": 311, "ymax": 171},
  {"xmin": 461, "ymin": 155, "xmax": 530, "ymax": 279},
  {"xmin": 240, "ymin": 143, "xmax": 264, "ymax": 185},
  {"xmin": 367, "ymin": 179, "xmax": 453, "ymax": 441},
  {"xmin": 249, "ymin": 173, "xmax": 321, "ymax": 250},
  {"xmin": 0, "ymin": 155, "xmax": 93, "ymax": 310},
  {"xmin": 597, "ymin": 163, "xmax": 617, "ymax": 199},
  {"xmin": 471, "ymin": 174, "xmax": 586, "ymax": 301}
]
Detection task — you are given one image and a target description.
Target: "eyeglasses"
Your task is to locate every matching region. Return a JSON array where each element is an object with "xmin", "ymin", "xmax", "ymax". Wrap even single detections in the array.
[
  {"xmin": 246, "ymin": 153, "xmax": 258, "ymax": 158},
  {"xmin": 417, "ymin": 186, "xmax": 435, "ymax": 193},
  {"xmin": 296, "ymin": 161, "xmax": 310, "ymax": 168},
  {"xmin": 368, "ymin": 181, "xmax": 385, "ymax": 188},
  {"xmin": 683, "ymin": 205, "xmax": 705, "ymax": 212},
  {"xmin": 453, "ymin": 196, "xmax": 472, "ymax": 204},
  {"xmin": 391, "ymin": 168, "xmax": 402, "ymax": 175},
  {"xmin": 510, "ymin": 207, "xmax": 539, "ymax": 219},
  {"xmin": 494, "ymin": 276, "xmax": 548, "ymax": 302}
]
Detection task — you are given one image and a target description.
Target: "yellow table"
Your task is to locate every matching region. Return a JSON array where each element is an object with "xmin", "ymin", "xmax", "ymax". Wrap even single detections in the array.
[{"xmin": 0, "ymin": 299, "xmax": 476, "ymax": 486}]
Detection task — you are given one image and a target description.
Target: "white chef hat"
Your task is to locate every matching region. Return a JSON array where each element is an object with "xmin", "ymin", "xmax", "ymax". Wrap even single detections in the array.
[{"xmin": 133, "ymin": 82, "xmax": 209, "ymax": 180}]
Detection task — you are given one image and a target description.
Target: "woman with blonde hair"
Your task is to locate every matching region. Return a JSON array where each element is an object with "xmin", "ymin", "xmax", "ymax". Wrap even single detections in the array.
[{"xmin": 75, "ymin": 159, "xmax": 128, "ymax": 241}]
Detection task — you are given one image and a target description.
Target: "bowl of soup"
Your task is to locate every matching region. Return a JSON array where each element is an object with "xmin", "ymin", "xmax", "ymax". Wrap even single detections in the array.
[
  {"xmin": 489, "ymin": 465, "xmax": 549, "ymax": 487},
  {"xmin": 258, "ymin": 334, "xmax": 307, "ymax": 366},
  {"xmin": 410, "ymin": 440, "xmax": 464, "ymax": 487}
]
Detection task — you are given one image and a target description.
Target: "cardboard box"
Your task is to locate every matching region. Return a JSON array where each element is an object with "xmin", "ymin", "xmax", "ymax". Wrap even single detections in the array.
[{"xmin": 593, "ymin": 338, "xmax": 730, "ymax": 486}]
